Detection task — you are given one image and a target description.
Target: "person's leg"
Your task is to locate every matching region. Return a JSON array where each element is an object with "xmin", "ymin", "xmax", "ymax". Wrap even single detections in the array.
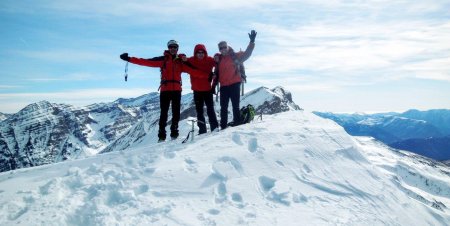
[
  {"xmin": 205, "ymin": 91, "xmax": 218, "ymax": 131},
  {"xmin": 220, "ymin": 86, "xmax": 230, "ymax": 129},
  {"xmin": 194, "ymin": 91, "xmax": 207, "ymax": 134},
  {"xmin": 230, "ymin": 83, "xmax": 241, "ymax": 125},
  {"xmin": 159, "ymin": 92, "xmax": 170, "ymax": 140},
  {"xmin": 170, "ymin": 91, "xmax": 181, "ymax": 139}
]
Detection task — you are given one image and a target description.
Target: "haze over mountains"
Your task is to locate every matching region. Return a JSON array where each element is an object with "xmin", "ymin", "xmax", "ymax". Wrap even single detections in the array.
[{"xmin": 314, "ymin": 109, "xmax": 450, "ymax": 161}]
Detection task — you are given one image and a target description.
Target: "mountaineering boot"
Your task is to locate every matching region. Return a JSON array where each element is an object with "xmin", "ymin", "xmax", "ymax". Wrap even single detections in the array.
[
  {"xmin": 198, "ymin": 128, "xmax": 207, "ymax": 135},
  {"xmin": 227, "ymin": 121, "xmax": 241, "ymax": 127},
  {"xmin": 158, "ymin": 129, "xmax": 166, "ymax": 142},
  {"xmin": 170, "ymin": 130, "xmax": 179, "ymax": 140},
  {"xmin": 170, "ymin": 124, "xmax": 179, "ymax": 140}
]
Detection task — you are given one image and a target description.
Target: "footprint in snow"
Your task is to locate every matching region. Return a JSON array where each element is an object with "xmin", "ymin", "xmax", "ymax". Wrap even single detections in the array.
[
  {"xmin": 302, "ymin": 164, "xmax": 312, "ymax": 174},
  {"xmin": 259, "ymin": 176, "xmax": 276, "ymax": 192},
  {"xmin": 200, "ymin": 156, "xmax": 243, "ymax": 191},
  {"xmin": 232, "ymin": 132, "xmax": 244, "ymax": 145},
  {"xmin": 184, "ymin": 158, "xmax": 198, "ymax": 173},
  {"xmin": 212, "ymin": 156, "xmax": 244, "ymax": 179},
  {"xmin": 248, "ymin": 137, "xmax": 258, "ymax": 153},
  {"xmin": 276, "ymin": 160, "xmax": 285, "ymax": 167},
  {"xmin": 214, "ymin": 182, "xmax": 227, "ymax": 204},
  {"xmin": 258, "ymin": 175, "xmax": 291, "ymax": 206}
]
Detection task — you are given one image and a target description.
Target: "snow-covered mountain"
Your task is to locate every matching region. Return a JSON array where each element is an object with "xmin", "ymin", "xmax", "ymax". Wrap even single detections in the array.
[
  {"xmin": 314, "ymin": 110, "xmax": 450, "ymax": 161},
  {"xmin": 390, "ymin": 136, "xmax": 450, "ymax": 161},
  {"xmin": 0, "ymin": 86, "xmax": 300, "ymax": 173},
  {"xmin": 101, "ymin": 86, "xmax": 301, "ymax": 154},
  {"xmin": 400, "ymin": 109, "xmax": 450, "ymax": 135},
  {"xmin": 0, "ymin": 113, "xmax": 10, "ymax": 122},
  {"xmin": 0, "ymin": 111, "xmax": 449, "ymax": 225}
]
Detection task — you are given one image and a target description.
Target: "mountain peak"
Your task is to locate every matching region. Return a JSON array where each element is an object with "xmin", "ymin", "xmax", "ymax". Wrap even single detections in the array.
[
  {"xmin": 241, "ymin": 86, "xmax": 302, "ymax": 114},
  {"xmin": 114, "ymin": 92, "xmax": 160, "ymax": 107}
]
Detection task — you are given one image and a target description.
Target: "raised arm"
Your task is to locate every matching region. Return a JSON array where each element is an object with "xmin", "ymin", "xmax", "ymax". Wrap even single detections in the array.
[{"xmin": 239, "ymin": 30, "xmax": 257, "ymax": 62}]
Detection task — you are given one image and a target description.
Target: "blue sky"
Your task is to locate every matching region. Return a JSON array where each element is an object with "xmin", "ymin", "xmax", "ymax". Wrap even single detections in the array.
[{"xmin": 1, "ymin": 0, "xmax": 449, "ymax": 113}]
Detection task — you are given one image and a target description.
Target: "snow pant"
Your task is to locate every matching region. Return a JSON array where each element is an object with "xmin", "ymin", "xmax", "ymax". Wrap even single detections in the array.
[
  {"xmin": 194, "ymin": 91, "xmax": 219, "ymax": 134},
  {"xmin": 159, "ymin": 91, "xmax": 181, "ymax": 140},
  {"xmin": 219, "ymin": 82, "xmax": 241, "ymax": 129}
]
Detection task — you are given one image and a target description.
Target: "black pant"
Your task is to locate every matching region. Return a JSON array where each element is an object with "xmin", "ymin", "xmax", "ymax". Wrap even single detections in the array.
[
  {"xmin": 194, "ymin": 91, "xmax": 219, "ymax": 134},
  {"xmin": 159, "ymin": 91, "xmax": 181, "ymax": 139},
  {"xmin": 220, "ymin": 82, "xmax": 241, "ymax": 129}
]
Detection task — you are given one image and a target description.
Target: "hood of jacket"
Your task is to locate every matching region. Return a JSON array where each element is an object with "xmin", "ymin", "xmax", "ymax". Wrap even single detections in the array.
[{"xmin": 193, "ymin": 44, "xmax": 208, "ymax": 58}]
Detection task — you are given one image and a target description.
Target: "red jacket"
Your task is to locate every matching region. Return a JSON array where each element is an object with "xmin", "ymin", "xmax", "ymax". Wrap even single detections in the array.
[
  {"xmin": 129, "ymin": 50, "xmax": 198, "ymax": 92},
  {"xmin": 187, "ymin": 44, "xmax": 215, "ymax": 92},
  {"xmin": 216, "ymin": 42, "xmax": 255, "ymax": 87}
]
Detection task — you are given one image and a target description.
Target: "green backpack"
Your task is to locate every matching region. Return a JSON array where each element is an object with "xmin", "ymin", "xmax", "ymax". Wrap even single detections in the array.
[{"xmin": 240, "ymin": 104, "xmax": 255, "ymax": 124}]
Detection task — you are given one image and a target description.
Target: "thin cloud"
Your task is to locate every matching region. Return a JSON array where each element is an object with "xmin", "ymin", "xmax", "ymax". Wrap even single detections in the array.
[
  {"xmin": 0, "ymin": 85, "xmax": 23, "ymax": 89},
  {"xmin": 250, "ymin": 20, "xmax": 450, "ymax": 84}
]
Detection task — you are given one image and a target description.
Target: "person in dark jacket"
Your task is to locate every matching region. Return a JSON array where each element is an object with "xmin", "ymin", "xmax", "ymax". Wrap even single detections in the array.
[
  {"xmin": 214, "ymin": 30, "xmax": 257, "ymax": 129},
  {"xmin": 120, "ymin": 40, "xmax": 202, "ymax": 142},
  {"xmin": 183, "ymin": 44, "xmax": 219, "ymax": 134}
]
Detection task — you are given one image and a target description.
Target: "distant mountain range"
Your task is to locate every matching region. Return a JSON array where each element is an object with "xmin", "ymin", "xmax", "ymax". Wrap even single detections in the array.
[
  {"xmin": 0, "ymin": 86, "xmax": 301, "ymax": 173},
  {"xmin": 314, "ymin": 109, "xmax": 450, "ymax": 161}
]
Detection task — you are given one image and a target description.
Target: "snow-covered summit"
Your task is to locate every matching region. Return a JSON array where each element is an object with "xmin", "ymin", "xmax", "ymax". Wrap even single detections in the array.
[
  {"xmin": 241, "ymin": 86, "xmax": 301, "ymax": 113},
  {"xmin": 0, "ymin": 86, "xmax": 301, "ymax": 173},
  {"xmin": 0, "ymin": 112, "xmax": 11, "ymax": 122},
  {"xmin": 0, "ymin": 110, "xmax": 449, "ymax": 225}
]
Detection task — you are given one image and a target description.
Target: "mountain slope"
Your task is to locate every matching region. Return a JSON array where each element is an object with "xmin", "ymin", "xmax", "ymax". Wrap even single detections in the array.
[
  {"xmin": 390, "ymin": 136, "xmax": 450, "ymax": 161},
  {"xmin": 0, "ymin": 86, "xmax": 300, "ymax": 172},
  {"xmin": 401, "ymin": 109, "xmax": 450, "ymax": 135},
  {"xmin": 0, "ymin": 111, "xmax": 449, "ymax": 225},
  {"xmin": 100, "ymin": 86, "xmax": 301, "ymax": 154},
  {"xmin": 0, "ymin": 113, "xmax": 10, "ymax": 122}
]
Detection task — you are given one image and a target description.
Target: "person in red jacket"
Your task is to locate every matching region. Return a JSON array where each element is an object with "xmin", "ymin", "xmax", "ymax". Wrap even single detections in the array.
[
  {"xmin": 120, "ymin": 40, "xmax": 201, "ymax": 142},
  {"xmin": 183, "ymin": 44, "xmax": 219, "ymax": 134},
  {"xmin": 215, "ymin": 30, "xmax": 257, "ymax": 129}
]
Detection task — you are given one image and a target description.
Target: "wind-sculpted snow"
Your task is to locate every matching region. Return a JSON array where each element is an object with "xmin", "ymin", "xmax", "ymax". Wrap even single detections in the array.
[{"xmin": 0, "ymin": 111, "xmax": 449, "ymax": 225}]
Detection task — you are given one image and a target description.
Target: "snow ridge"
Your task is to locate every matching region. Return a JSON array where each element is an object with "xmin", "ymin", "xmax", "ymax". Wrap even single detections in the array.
[{"xmin": 0, "ymin": 111, "xmax": 449, "ymax": 225}]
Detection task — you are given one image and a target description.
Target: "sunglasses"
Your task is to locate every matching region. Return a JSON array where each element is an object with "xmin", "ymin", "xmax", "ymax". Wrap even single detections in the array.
[
  {"xmin": 219, "ymin": 46, "xmax": 227, "ymax": 50},
  {"xmin": 196, "ymin": 51, "xmax": 205, "ymax": 54},
  {"xmin": 168, "ymin": 45, "xmax": 178, "ymax": 49}
]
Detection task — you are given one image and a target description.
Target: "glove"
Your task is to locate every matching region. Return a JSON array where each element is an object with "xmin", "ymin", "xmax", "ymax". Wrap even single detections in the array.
[
  {"xmin": 178, "ymin": 53, "xmax": 187, "ymax": 62},
  {"xmin": 249, "ymin": 30, "xmax": 257, "ymax": 43},
  {"xmin": 120, "ymin": 53, "xmax": 130, "ymax": 61}
]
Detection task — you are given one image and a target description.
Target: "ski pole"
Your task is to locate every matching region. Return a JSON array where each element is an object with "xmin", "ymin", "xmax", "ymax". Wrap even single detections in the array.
[{"xmin": 124, "ymin": 61, "xmax": 129, "ymax": 82}]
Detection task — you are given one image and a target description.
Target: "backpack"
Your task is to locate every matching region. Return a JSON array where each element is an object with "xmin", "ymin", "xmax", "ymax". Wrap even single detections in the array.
[
  {"xmin": 239, "ymin": 104, "xmax": 255, "ymax": 124},
  {"xmin": 214, "ymin": 50, "xmax": 246, "ymax": 83}
]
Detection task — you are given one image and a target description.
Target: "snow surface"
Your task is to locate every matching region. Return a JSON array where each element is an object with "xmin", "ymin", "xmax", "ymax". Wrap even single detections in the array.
[{"xmin": 0, "ymin": 111, "xmax": 449, "ymax": 225}]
